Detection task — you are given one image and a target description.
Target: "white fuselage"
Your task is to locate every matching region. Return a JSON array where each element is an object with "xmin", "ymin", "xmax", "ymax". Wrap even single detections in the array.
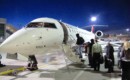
[{"xmin": 0, "ymin": 18, "xmax": 95, "ymax": 57}]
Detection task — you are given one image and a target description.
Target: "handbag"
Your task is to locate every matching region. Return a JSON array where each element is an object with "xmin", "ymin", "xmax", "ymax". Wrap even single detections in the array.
[
  {"xmin": 99, "ymin": 55, "xmax": 104, "ymax": 64},
  {"xmin": 107, "ymin": 59, "xmax": 113, "ymax": 67},
  {"xmin": 104, "ymin": 55, "xmax": 112, "ymax": 68}
]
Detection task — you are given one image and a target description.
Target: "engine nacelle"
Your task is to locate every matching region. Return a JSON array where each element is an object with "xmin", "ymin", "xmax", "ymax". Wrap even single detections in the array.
[{"xmin": 95, "ymin": 30, "xmax": 103, "ymax": 38}]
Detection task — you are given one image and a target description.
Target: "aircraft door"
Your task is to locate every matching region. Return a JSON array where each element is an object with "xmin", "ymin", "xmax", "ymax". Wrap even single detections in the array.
[
  {"xmin": 59, "ymin": 22, "xmax": 68, "ymax": 44},
  {"xmin": 59, "ymin": 22, "xmax": 83, "ymax": 63}
]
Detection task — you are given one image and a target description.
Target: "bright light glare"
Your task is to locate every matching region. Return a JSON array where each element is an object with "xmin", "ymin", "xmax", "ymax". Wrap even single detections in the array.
[
  {"xmin": 126, "ymin": 28, "xmax": 130, "ymax": 32},
  {"xmin": 91, "ymin": 16, "xmax": 97, "ymax": 22}
]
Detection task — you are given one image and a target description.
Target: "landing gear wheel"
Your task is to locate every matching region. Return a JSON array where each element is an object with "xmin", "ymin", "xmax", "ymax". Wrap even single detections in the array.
[{"xmin": 27, "ymin": 55, "xmax": 38, "ymax": 71}]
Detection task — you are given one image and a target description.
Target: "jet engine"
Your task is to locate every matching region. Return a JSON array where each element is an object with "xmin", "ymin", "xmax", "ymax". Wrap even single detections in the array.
[{"xmin": 95, "ymin": 30, "xmax": 103, "ymax": 38}]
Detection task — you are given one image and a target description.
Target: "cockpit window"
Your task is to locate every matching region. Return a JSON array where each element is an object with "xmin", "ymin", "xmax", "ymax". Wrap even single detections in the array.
[
  {"xmin": 26, "ymin": 22, "xmax": 43, "ymax": 28},
  {"xmin": 26, "ymin": 22, "xmax": 57, "ymax": 28},
  {"xmin": 44, "ymin": 22, "xmax": 57, "ymax": 28}
]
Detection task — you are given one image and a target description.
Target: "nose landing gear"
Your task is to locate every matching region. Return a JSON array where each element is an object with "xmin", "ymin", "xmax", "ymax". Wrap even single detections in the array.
[{"xmin": 27, "ymin": 55, "xmax": 38, "ymax": 71}]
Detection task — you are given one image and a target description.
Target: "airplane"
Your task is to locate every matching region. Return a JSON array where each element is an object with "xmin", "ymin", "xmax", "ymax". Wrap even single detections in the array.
[{"xmin": 0, "ymin": 17, "xmax": 103, "ymax": 69}]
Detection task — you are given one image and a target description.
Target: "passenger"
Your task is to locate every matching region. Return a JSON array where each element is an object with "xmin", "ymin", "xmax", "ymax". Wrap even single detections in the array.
[
  {"xmin": 117, "ymin": 43, "xmax": 124, "ymax": 69},
  {"xmin": 105, "ymin": 42, "xmax": 115, "ymax": 73},
  {"xmin": 88, "ymin": 39, "xmax": 94, "ymax": 67},
  {"xmin": 121, "ymin": 40, "xmax": 130, "ymax": 80},
  {"xmin": 84, "ymin": 42, "xmax": 90, "ymax": 56},
  {"xmin": 76, "ymin": 33, "xmax": 85, "ymax": 58},
  {"xmin": 92, "ymin": 39, "xmax": 102, "ymax": 71}
]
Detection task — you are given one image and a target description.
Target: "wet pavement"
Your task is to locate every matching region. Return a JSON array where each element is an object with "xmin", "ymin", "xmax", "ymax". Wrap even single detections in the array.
[{"xmin": 0, "ymin": 52, "xmax": 121, "ymax": 80}]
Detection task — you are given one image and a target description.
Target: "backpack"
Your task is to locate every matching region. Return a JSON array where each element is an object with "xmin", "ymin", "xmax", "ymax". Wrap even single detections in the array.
[{"xmin": 80, "ymin": 37, "xmax": 84, "ymax": 44}]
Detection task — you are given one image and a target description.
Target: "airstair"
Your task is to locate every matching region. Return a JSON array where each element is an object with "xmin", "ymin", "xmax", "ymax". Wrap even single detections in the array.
[{"xmin": 62, "ymin": 44, "xmax": 86, "ymax": 63}]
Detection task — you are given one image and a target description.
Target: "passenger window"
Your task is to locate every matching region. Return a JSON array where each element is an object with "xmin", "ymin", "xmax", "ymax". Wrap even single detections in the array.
[
  {"xmin": 44, "ymin": 23, "xmax": 57, "ymax": 28},
  {"xmin": 26, "ymin": 22, "xmax": 43, "ymax": 28}
]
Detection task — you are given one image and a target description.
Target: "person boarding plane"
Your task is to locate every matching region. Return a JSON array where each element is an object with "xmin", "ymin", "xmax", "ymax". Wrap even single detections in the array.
[{"xmin": 0, "ymin": 17, "xmax": 103, "ymax": 70}]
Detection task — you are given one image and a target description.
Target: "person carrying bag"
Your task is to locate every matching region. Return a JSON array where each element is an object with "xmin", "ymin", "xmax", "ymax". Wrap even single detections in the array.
[
  {"xmin": 104, "ymin": 42, "xmax": 115, "ymax": 73},
  {"xmin": 121, "ymin": 40, "xmax": 130, "ymax": 80},
  {"xmin": 92, "ymin": 39, "xmax": 102, "ymax": 71}
]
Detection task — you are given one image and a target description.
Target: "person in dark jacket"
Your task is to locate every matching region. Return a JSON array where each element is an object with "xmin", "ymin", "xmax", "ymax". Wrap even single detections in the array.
[
  {"xmin": 76, "ymin": 33, "xmax": 85, "ymax": 58},
  {"xmin": 117, "ymin": 43, "xmax": 124, "ymax": 69},
  {"xmin": 84, "ymin": 42, "xmax": 90, "ymax": 56},
  {"xmin": 88, "ymin": 39, "xmax": 94, "ymax": 67},
  {"xmin": 105, "ymin": 42, "xmax": 115, "ymax": 73}
]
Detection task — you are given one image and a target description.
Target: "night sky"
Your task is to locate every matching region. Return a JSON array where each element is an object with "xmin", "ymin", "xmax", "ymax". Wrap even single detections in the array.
[{"xmin": 0, "ymin": 0, "xmax": 130, "ymax": 30}]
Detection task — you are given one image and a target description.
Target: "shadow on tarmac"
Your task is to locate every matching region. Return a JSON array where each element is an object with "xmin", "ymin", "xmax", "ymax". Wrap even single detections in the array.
[
  {"xmin": 69, "ymin": 63, "xmax": 121, "ymax": 78},
  {"xmin": 54, "ymin": 63, "xmax": 121, "ymax": 80},
  {"xmin": 84, "ymin": 68, "xmax": 121, "ymax": 78}
]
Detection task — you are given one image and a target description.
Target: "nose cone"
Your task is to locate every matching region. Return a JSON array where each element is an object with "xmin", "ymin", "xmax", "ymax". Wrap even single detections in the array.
[
  {"xmin": 0, "ymin": 34, "xmax": 18, "ymax": 53},
  {"xmin": 0, "ymin": 37, "xmax": 14, "ymax": 52},
  {"xmin": 0, "ymin": 28, "xmax": 26, "ymax": 53}
]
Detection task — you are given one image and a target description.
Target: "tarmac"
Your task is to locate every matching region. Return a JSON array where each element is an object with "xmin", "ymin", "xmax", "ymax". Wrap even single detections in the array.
[{"xmin": 0, "ymin": 51, "xmax": 121, "ymax": 80}]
